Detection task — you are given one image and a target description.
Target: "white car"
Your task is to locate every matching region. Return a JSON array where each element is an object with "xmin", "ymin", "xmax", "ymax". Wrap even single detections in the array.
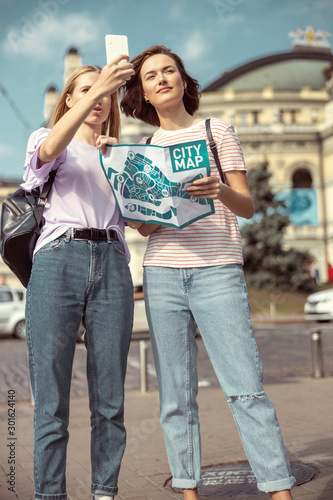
[
  {"xmin": 0, "ymin": 281, "xmax": 149, "ymax": 342},
  {"xmin": 304, "ymin": 288, "xmax": 333, "ymax": 322},
  {"xmin": 0, "ymin": 285, "xmax": 26, "ymax": 339}
]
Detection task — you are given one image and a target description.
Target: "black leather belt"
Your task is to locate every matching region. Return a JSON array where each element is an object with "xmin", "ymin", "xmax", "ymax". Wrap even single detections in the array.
[{"xmin": 68, "ymin": 228, "xmax": 118, "ymax": 241}]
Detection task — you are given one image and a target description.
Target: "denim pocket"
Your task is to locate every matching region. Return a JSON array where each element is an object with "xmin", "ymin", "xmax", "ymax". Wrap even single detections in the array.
[
  {"xmin": 110, "ymin": 239, "xmax": 126, "ymax": 257},
  {"xmin": 36, "ymin": 236, "xmax": 66, "ymax": 254}
]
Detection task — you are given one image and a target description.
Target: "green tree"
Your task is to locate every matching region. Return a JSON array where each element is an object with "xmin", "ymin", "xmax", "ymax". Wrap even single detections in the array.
[{"xmin": 241, "ymin": 162, "xmax": 315, "ymax": 292}]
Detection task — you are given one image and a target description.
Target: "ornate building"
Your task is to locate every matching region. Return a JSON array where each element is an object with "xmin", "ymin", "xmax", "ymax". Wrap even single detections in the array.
[
  {"xmin": 199, "ymin": 27, "xmax": 333, "ymax": 282},
  {"xmin": 2, "ymin": 30, "xmax": 333, "ymax": 285},
  {"xmin": 122, "ymin": 27, "xmax": 333, "ymax": 283}
]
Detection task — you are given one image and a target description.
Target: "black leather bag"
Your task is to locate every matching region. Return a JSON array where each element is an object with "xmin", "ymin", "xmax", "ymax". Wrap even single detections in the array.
[{"xmin": 0, "ymin": 170, "xmax": 57, "ymax": 288}]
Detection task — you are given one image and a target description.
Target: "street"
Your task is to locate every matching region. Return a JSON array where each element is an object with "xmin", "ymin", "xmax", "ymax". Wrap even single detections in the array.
[
  {"xmin": 0, "ymin": 321, "xmax": 332, "ymax": 403},
  {"xmin": 1, "ymin": 321, "xmax": 333, "ymax": 500}
]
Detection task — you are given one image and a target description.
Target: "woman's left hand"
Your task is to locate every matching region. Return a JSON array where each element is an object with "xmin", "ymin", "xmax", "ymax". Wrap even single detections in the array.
[
  {"xmin": 95, "ymin": 134, "xmax": 118, "ymax": 155},
  {"xmin": 126, "ymin": 220, "xmax": 143, "ymax": 229},
  {"xmin": 186, "ymin": 176, "xmax": 223, "ymax": 200}
]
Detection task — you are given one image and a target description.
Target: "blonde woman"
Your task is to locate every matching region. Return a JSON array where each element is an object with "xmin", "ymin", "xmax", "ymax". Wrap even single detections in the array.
[{"xmin": 23, "ymin": 57, "xmax": 135, "ymax": 500}]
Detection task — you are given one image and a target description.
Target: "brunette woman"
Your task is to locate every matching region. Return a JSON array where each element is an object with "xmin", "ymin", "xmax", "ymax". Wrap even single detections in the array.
[{"xmin": 121, "ymin": 45, "xmax": 294, "ymax": 500}]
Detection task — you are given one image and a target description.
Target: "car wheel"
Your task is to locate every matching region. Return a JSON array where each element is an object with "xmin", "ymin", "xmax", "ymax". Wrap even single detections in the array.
[{"xmin": 13, "ymin": 320, "xmax": 26, "ymax": 340}]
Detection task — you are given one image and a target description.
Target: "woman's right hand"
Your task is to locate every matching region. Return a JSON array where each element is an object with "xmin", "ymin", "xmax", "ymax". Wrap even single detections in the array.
[
  {"xmin": 38, "ymin": 57, "xmax": 134, "ymax": 166},
  {"xmin": 93, "ymin": 55, "xmax": 134, "ymax": 98}
]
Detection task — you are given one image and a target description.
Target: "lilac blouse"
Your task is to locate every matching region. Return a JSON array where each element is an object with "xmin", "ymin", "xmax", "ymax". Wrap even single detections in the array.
[{"xmin": 21, "ymin": 128, "xmax": 130, "ymax": 262}]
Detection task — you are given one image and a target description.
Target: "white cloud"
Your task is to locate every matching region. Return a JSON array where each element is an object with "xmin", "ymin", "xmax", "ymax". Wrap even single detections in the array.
[
  {"xmin": 1, "ymin": 11, "xmax": 103, "ymax": 59},
  {"xmin": 220, "ymin": 12, "xmax": 246, "ymax": 27},
  {"xmin": 169, "ymin": 3, "xmax": 184, "ymax": 19},
  {"xmin": 0, "ymin": 144, "xmax": 15, "ymax": 156},
  {"xmin": 182, "ymin": 30, "xmax": 208, "ymax": 63}
]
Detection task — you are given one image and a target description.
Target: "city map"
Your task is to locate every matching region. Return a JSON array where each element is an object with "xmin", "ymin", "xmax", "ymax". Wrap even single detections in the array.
[{"xmin": 100, "ymin": 141, "xmax": 215, "ymax": 229}]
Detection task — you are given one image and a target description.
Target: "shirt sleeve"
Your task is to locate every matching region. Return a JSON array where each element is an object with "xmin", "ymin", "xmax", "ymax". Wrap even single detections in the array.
[
  {"xmin": 215, "ymin": 123, "xmax": 246, "ymax": 173},
  {"xmin": 20, "ymin": 127, "xmax": 67, "ymax": 192}
]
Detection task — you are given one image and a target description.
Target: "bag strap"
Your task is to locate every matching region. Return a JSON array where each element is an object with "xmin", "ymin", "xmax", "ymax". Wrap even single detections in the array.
[
  {"xmin": 31, "ymin": 169, "xmax": 57, "ymax": 202},
  {"xmin": 31, "ymin": 169, "xmax": 57, "ymax": 225},
  {"xmin": 205, "ymin": 118, "xmax": 225, "ymax": 183},
  {"xmin": 146, "ymin": 122, "xmax": 225, "ymax": 182}
]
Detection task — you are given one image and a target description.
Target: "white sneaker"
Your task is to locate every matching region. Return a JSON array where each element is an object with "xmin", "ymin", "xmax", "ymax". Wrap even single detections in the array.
[{"xmin": 92, "ymin": 496, "xmax": 114, "ymax": 500}]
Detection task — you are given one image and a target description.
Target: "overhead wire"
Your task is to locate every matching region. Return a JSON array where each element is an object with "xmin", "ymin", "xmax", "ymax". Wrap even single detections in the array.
[{"xmin": 0, "ymin": 83, "xmax": 30, "ymax": 142}]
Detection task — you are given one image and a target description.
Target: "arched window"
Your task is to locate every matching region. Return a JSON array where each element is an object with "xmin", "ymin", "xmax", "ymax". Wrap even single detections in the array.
[{"xmin": 292, "ymin": 168, "xmax": 313, "ymax": 188}]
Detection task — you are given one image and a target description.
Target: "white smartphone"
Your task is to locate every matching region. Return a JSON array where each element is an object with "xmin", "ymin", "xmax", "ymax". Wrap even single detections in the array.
[{"xmin": 105, "ymin": 35, "xmax": 129, "ymax": 64}]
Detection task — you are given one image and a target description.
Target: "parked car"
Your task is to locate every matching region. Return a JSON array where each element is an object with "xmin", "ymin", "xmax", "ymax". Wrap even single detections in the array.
[
  {"xmin": 0, "ymin": 281, "xmax": 149, "ymax": 342},
  {"xmin": 0, "ymin": 285, "xmax": 26, "ymax": 339},
  {"xmin": 0, "ymin": 285, "xmax": 86, "ymax": 342},
  {"xmin": 304, "ymin": 287, "xmax": 333, "ymax": 322}
]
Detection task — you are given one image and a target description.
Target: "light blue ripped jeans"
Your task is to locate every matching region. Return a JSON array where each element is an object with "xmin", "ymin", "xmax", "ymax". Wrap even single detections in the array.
[{"xmin": 143, "ymin": 264, "xmax": 295, "ymax": 493}]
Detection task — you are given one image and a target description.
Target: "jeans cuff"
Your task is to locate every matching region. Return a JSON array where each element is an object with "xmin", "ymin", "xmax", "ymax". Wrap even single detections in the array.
[
  {"xmin": 91, "ymin": 484, "xmax": 118, "ymax": 495},
  {"xmin": 172, "ymin": 478, "xmax": 203, "ymax": 489},
  {"xmin": 257, "ymin": 475, "xmax": 296, "ymax": 493},
  {"xmin": 34, "ymin": 494, "xmax": 67, "ymax": 500}
]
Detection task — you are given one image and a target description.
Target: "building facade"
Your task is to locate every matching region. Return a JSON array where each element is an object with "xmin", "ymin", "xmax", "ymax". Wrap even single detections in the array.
[
  {"xmin": 198, "ymin": 28, "xmax": 333, "ymax": 282},
  {"xmin": 121, "ymin": 27, "xmax": 333, "ymax": 283},
  {"xmin": 2, "ymin": 30, "xmax": 333, "ymax": 285}
]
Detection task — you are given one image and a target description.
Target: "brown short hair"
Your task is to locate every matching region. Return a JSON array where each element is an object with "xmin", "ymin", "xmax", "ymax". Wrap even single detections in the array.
[
  {"xmin": 120, "ymin": 45, "xmax": 200, "ymax": 127},
  {"xmin": 52, "ymin": 65, "xmax": 120, "ymax": 139}
]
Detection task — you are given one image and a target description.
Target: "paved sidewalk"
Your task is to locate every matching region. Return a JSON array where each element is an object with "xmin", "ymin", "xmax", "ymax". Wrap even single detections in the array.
[{"xmin": 1, "ymin": 375, "xmax": 333, "ymax": 500}]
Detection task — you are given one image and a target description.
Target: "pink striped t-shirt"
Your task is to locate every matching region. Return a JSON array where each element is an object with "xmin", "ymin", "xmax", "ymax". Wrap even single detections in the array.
[{"xmin": 142, "ymin": 118, "xmax": 246, "ymax": 268}]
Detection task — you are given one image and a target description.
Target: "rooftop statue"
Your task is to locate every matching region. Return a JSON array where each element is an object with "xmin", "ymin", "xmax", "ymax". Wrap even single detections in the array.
[{"xmin": 289, "ymin": 26, "xmax": 331, "ymax": 50}]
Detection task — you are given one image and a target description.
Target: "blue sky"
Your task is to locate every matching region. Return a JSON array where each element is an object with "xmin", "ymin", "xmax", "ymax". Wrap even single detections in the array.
[{"xmin": 0, "ymin": 0, "xmax": 332, "ymax": 180}]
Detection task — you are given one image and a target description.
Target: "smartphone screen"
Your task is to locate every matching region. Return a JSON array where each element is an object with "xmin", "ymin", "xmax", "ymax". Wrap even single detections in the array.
[{"xmin": 105, "ymin": 35, "xmax": 129, "ymax": 64}]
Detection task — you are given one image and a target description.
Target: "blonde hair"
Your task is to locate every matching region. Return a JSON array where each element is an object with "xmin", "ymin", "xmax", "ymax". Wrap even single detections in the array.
[{"xmin": 52, "ymin": 65, "xmax": 120, "ymax": 139}]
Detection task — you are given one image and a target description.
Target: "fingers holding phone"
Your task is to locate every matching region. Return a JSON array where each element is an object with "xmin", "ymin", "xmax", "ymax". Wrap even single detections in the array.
[
  {"xmin": 96, "ymin": 34, "xmax": 133, "ymax": 93},
  {"xmin": 96, "ymin": 57, "xmax": 134, "ymax": 96}
]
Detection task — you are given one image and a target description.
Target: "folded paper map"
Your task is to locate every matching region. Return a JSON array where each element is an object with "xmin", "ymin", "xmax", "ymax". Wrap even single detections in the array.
[{"xmin": 100, "ymin": 140, "xmax": 215, "ymax": 229}]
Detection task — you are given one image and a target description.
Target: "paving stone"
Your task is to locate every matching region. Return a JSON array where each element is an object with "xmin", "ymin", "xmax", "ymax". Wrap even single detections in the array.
[{"xmin": 1, "ymin": 325, "xmax": 333, "ymax": 499}]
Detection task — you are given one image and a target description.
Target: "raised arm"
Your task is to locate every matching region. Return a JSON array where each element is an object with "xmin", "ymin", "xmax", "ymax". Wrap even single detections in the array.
[{"xmin": 38, "ymin": 56, "xmax": 134, "ymax": 166}]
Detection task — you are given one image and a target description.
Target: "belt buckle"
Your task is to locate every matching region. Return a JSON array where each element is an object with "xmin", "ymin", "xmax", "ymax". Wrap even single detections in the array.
[
  {"xmin": 105, "ymin": 228, "xmax": 117, "ymax": 242},
  {"xmin": 71, "ymin": 228, "xmax": 89, "ymax": 241}
]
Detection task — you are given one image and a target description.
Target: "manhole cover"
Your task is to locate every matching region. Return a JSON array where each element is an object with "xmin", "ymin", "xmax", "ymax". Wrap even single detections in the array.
[{"xmin": 165, "ymin": 462, "xmax": 315, "ymax": 497}]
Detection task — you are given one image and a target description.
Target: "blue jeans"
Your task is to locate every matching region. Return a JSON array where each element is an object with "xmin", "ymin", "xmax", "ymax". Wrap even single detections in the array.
[
  {"xmin": 26, "ymin": 235, "xmax": 133, "ymax": 500},
  {"xmin": 143, "ymin": 264, "xmax": 295, "ymax": 493}
]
